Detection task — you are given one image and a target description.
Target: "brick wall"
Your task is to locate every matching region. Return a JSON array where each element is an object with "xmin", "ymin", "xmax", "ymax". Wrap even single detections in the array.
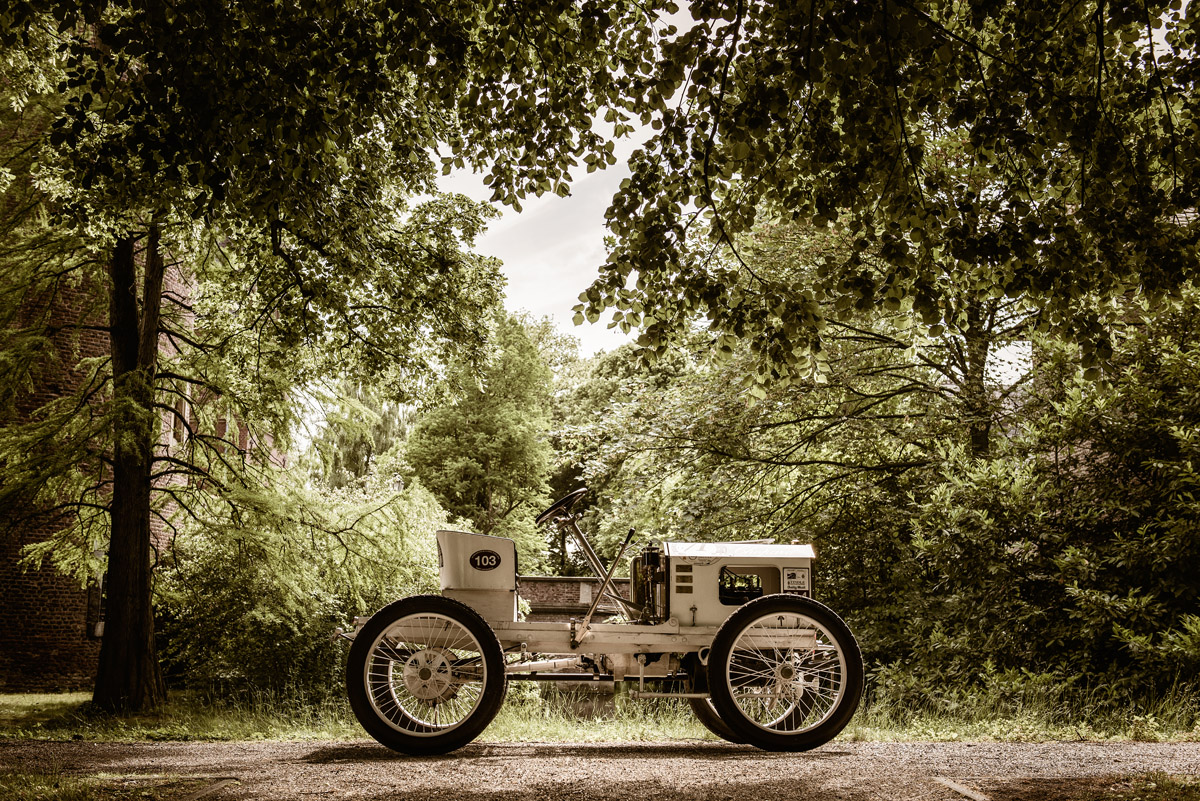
[
  {"xmin": 517, "ymin": 576, "xmax": 633, "ymax": 623},
  {"xmin": 0, "ymin": 524, "xmax": 102, "ymax": 691},
  {"xmin": 1, "ymin": 275, "xmax": 109, "ymax": 692}
]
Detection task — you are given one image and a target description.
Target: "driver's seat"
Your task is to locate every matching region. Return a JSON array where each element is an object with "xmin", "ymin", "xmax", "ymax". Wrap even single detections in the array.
[{"xmin": 435, "ymin": 530, "xmax": 518, "ymax": 623}]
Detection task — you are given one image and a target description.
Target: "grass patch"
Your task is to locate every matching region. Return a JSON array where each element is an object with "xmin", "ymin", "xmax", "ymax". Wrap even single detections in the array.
[
  {"xmin": 842, "ymin": 702, "xmax": 1200, "ymax": 744},
  {"xmin": 0, "ymin": 694, "xmax": 94, "ymax": 729},
  {"xmin": 487, "ymin": 686, "xmax": 710, "ymax": 742},
  {"xmin": 0, "ymin": 687, "xmax": 711, "ymax": 743},
  {"xmin": 2, "ymin": 683, "xmax": 1197, "ymax": 744},
  {"xmin": 846, "ymin": 676, "xmax": 1200, "ymax": 743},
  {"xmin": 0, "ymin": 768, "xmax": 208, "ymax": 801},
  {"xmin": 0, "ymin": 690, "xmax": 360, "ymax": 742}
]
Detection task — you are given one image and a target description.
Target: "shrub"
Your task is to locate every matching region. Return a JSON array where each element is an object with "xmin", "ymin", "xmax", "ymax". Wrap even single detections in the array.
[{"xmin": 157, "ymin": 476, "xmax": 444, "ymax": 702}]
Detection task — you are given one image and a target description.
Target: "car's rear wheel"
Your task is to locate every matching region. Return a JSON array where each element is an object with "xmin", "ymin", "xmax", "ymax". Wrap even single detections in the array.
[
  {"xmin": 689, "ymin": 696, "xmax": 746, "ymax": 743},
  {"xmin": 708, "ymin": 595, "xmax": 863, "ymax": 751},
  {"xmin": 347, "ymin": 595, "xmax": 506, "ymax": 755}
]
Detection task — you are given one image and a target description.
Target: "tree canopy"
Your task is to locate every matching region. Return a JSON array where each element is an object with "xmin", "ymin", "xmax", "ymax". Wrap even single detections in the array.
[
  {"xmin": 407, "ymin": 313, "xmax": 555, "ymax": 570},
  {"xmin": 0, "ymin": 0, "xmax": 666, "ymax": 711},
  {"xmin": 576, "ymin": 0, "xmax": 1200, "ymax": 376}
]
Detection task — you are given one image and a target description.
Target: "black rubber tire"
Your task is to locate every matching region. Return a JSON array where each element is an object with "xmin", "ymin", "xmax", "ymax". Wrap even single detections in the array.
[
  {"xmin": 682, "ymin": 653, "xmax": 744, "ymax": 744},
  {"xmin": 347, "ymin": 595, "xmax": 507, "ymax": 755},
  {"xmin": 707, "ymin": 594, "xmax": 863, "ymax": 752},
  {"xmin": 688, "ymin": 696, "xmax": 745, "ymax": 744}
]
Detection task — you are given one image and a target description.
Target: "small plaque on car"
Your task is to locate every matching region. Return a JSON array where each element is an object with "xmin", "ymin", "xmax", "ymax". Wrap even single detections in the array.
[
  {"xmin": 783, "ymin": 567, "xmax": 810, "ymax": 592},
  {"xmin": 470, "ymin": 550, "xmax": 501, "ymax": 571}
]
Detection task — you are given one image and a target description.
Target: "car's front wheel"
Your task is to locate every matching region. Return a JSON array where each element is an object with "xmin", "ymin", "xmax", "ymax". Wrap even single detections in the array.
[{"xmin": 707, "ymin": 594, "xmax": 863, "ymax": 751}]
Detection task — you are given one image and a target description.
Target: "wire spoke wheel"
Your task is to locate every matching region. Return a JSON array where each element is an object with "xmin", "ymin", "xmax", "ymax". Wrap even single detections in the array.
[
  {"xmin": 348, "ymin": 596, "xmax": 506, "ymax": 755},
  {"xmin": 709, "ymin": 595, "xmax": 863, "ymax": 751}
]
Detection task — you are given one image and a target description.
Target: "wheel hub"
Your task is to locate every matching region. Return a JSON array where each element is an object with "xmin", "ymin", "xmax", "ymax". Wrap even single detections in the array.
[
  {"xmin": 402, "ymin": 648, "xmax": 456, "ymax": 701},
  {"xmin": 774, "ymin": 655, "xmax": 813, "ymax": 702}
]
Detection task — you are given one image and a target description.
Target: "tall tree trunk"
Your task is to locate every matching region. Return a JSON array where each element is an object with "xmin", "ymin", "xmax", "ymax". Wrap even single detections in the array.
[
  {"xmin": 963, "ymin": 301, "xmax": 993, "ymax": 460},
  {"xmin": 93, "ymin": 227, "xmax": 167, "ymax": 713}
]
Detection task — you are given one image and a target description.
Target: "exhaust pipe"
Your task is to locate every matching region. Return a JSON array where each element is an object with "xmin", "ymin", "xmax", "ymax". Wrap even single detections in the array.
[{"xmin": 506, "ymin": 656, "xmax": 585, "ymax": 673}]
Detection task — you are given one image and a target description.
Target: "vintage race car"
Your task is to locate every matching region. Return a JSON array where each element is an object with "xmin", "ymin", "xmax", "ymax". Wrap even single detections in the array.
[{"xmin": 344, "ymin": 488, "xmax": 864, "ymax": 755}]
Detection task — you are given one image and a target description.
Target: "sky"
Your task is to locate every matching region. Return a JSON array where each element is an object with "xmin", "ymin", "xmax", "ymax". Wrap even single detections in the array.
[
  {"xmin": 436, "ymin": 8, "xmax": 697, "ymax": 359},
  {"xmin": 438, "ymin": 159, "xmax": 638, "ymax": 359}
]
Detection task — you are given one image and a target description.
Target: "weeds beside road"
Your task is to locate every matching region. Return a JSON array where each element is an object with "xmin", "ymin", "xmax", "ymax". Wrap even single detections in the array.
[{"xmin": 3, "ymin": 689, "xmax": 1198, "ymax": 745}]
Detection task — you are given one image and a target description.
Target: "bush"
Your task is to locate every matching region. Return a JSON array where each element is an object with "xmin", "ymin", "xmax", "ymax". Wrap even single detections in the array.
[
  {"xmin": 156, "ymin": 476, "xmax": 445, "ymax": 702},
  {"xmin": 861, "ymin": 298, "xmax": 1200, "ymax": 704}
]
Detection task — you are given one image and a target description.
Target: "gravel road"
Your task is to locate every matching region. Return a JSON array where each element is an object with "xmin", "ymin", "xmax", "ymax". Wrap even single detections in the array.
[{"xmin": 3, "ymin": 739, "xmax": 1199, "ymax": 801}]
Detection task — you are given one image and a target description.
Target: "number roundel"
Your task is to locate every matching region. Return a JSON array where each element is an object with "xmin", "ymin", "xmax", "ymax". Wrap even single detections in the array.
[{"xmin": 469, "ymin": 550, "xmax": 501, "ymax": 571}]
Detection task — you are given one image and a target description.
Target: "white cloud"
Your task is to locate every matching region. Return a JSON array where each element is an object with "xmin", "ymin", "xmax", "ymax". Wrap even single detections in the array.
[{"xmin": 439, "ymin": 161, "xmax": 637, "ymax": 357}]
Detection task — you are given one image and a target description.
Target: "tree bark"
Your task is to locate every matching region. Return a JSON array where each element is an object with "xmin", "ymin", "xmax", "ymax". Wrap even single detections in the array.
[
  {"xmin": 93, "ymin": 228, "xmax": 167, "ymax": 713},
  {"xmin": 963, "ymin": 301, "xmax": 993, "ymax": 460}
]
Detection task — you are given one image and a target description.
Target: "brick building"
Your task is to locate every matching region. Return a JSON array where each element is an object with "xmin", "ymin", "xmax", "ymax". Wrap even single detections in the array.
[
  {"xmin": 0, "ymin": 259, "xmax": 194, "ymax": 692},
  {"xmin": 0, "ymin": 535, "xmax": 106, "ymax": 692}
]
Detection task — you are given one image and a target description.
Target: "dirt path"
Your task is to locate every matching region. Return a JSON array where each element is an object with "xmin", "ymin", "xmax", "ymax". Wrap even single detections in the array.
[{"xmin": 2, "ymin": 739, "xmax": 1198, "ymax": 801}]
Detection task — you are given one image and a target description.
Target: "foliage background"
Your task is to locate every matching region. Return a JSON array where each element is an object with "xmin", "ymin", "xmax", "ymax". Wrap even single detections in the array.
[
  {"xmin": 1, "ymin": 0, "xmax": 1198, "ymax": 721},
  {"xmin": 156, "ymin": 473, "xmax": 444, "ymax": 701}
]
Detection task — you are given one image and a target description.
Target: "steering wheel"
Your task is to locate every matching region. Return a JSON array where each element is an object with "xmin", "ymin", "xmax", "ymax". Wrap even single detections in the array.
[{"xmin": 535, "ymin": 487, "xmax": 588, "ymax": 527}]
